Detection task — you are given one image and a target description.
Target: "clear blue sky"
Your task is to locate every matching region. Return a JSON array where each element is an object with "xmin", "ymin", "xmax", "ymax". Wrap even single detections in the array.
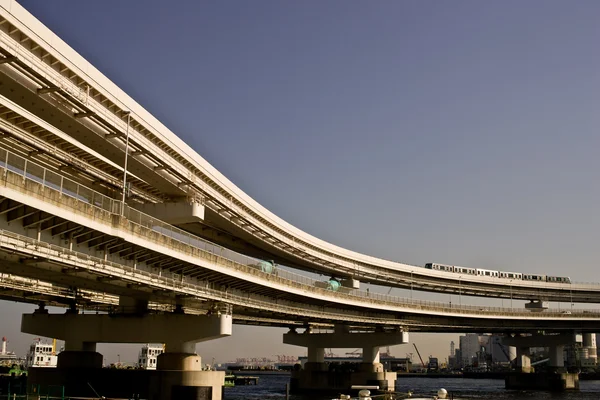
[{"xmin": 1, "ymin": 0, "xmax": 599, "ymax": 364}]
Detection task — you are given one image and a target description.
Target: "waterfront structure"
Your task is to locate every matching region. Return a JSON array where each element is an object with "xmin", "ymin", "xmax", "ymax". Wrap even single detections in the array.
[
  {"xmin": 0, "ymin": 337, "xmax": 17, "ymax": 365},
  {"xmin": 457, "ymin": 334, "xmax": 516, "ymax": 368},
  {"xmin": 0, "ymin": 0, "xmax": 598, "ymax": 396},
  {"xmin": 137, "ymin": 344, "xmax": 164, "ymax": 370},
  {"xmin": 459, "ymin": 334, "xmax": 483, "ymax": 367},
  {"xmin": 25, "ymin": 340, "xmax": 57, "ymax": 368},
  {"xmin": 564, "ymin": 334, "xmax": 598, "ymax": 369},
  {"xmin": 487, "ymin": 335, "xmax": 514, "ymax": 364}
]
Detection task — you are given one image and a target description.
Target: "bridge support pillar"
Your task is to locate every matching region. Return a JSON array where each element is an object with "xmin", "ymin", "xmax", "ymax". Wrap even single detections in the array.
[
  {"xmin": 360, "ymin": 346, "xmax": 383, "ymax": 373},
  {"xmin": 583, "ymin": 333, "xmax": 597, "ymax": 366},
  {"xmin": 549, "ymin": 344, "xmax": 565, "ymax": 370},
  {"xmin": 516, "ymin": 347, "xmax": 532, "ymax": 373},
  {"xmin": 59, "ymin": 340, "xmax": 102, "ymax": 369},
  {"xmin": 21, "ymin": 311, "xmax": 232, "ymax": 400},
  {"xmin": 284, "ymin": 326, "xmax": 407, "ymax": 394},
  {"xmin": 307, "ymin": 346, "xmax": 325, "ymax": 363},
  {"xmin": 503, "ymin": 334, "xmax": 579, "ymax": 391}
]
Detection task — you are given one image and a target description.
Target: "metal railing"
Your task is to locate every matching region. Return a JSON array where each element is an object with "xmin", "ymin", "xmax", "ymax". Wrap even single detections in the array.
[
  {"xmin": 1, "ymin": 146, "xmax": 600, "ymax": 321},
  {"xmin": 0, "ymin": 29, "xmax": 423, "ymax": 280},
  {"xmin": 1, "ymin": 29, "xmax": 597, "ymax": 297},
  {"xmin": 1, "ymin": 226, "xmax": 599, "ymax": 324}
]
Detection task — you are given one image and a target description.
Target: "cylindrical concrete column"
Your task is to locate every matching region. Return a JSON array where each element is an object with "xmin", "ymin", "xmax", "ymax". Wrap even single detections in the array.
[
  {"xmin": 59, "ymin": 340, "xmax": 102, "ymax": 368},
  {"xmin": 508, "ymin": 346, "xmax": 517, "ymax": 362},
  {"xmin": 156, "ymin": 353, "xmax": 202, "ymax": 371},
  {"xmin": 307, "ymin": 347, "xmax": 325, "ymax": 363},
  {"xmin": 516, "ymin": 347, "xmax": 531, "ymax": 373},
  {"xmin": 583, "ymin": 333, "xmax": 597, "ymax": 363},
  {"xmin": 64, "ymin": 340, "xmax": 96, "ymax": 352},
  {"xmin": 165, "ymin": 341, "xmax": 195, "ymax": 354},
  {"xmin": 158, "ymin": 341, "xmax": 201, "ymax": 371},
  {"xmin": 362, "ymin": 346, "xmax": 380, "ymax": 364},
  {"xmin": 361, "ymin": 346, "xmax": 383, "ymax": 373},
  {"xmin": 549, "ymin": 345, "xmax": 565, "ymax": 368},
  {"xmin": 57, "ymin": 351, "xmax": 103, "ymax": 368}
]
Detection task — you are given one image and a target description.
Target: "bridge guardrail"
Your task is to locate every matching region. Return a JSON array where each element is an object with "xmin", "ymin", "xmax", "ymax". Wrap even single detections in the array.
[
  {"xmin": 0, "ymin": 146, "xmax": 600, "ymax": 320},
  {"xmin": 3, "ymin": 227, "xmax": 599, "ymax": 325},
  {"xmin": 0, "ymin": 230, "xmax": 398, "ymax": 325},
  {"xmin": 2, "ymin": 29, "xmax": 595, "ymax": 296},
  {"xmin": 1, "ymin": 225, "xmax": 599, "ymax": 322},
  {"xmin": 0, "ymin": 28, "xmax": 424, "ymax": 280}
]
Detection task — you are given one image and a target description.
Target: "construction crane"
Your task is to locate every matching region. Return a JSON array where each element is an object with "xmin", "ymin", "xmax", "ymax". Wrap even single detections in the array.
[
  {"xmin": 495, "ymin": 342, "xmax": 516, "ymax": 366},
  {"xmin": 413, "ymin": 343, "xmax": 426, "ymax": 368}
]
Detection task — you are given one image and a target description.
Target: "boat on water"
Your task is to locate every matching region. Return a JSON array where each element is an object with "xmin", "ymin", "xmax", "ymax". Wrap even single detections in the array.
[
  {"xmin": 25, "ymin": 339, "xmax": 58, "ymax": 368},
  {"xmin": 0, "ymin": 337, "xmax": 19, "ymax": 367},
  {"xmin": 334, "ymin": 388, "xmax": 454, "ymax": 400},
  {"xmin": 223, "ymin": 373, "xmax": 260, "ymax": 387},
  {"xmin": 224, "ymin": 374, "xmax": 236, "ymax": 387}
]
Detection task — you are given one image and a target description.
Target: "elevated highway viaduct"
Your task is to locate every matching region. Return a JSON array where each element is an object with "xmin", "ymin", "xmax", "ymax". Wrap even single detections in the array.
[
  {"xmin": 0, "ymin": 0, "xmax": 596, "ymax": 305},
  {"xmin": 0, "ymin": 1, "xmax": 597, "ymax": 397}
]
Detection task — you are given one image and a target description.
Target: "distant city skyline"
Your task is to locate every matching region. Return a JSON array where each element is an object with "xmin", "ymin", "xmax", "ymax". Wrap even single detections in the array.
[{"xmin": 1, "ymin": 0, "xmax": 599, "ymax": 364}]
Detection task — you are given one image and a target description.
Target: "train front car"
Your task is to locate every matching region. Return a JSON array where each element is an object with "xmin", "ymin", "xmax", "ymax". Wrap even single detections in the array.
[
  {"xmin": 425, "ymin": 262, "xmax": 455, "ymax": 272},
  {"xmin": 547, "ymin": 276, "xmax": 571, "ymax": 283},
  {"xmin": 425, "ymin": 262, "xmax": 571, "ymax": 285}
]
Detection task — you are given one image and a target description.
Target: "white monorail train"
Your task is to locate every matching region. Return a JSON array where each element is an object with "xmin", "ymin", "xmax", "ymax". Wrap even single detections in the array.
[{"xmin": 424, "ymin": 262, "xmax": 571, "ymax": 283}]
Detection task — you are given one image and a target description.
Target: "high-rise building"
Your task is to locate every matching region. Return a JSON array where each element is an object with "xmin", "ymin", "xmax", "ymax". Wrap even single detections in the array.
[{"xmin": 459, "ymin": 333, "xmax": 480, "ymax": 367}]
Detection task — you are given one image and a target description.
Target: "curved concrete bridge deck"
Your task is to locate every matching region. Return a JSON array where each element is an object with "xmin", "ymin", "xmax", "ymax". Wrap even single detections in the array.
[{"xmin": 0, "ymin": 0, "xmax": 596, "ymax": 306}]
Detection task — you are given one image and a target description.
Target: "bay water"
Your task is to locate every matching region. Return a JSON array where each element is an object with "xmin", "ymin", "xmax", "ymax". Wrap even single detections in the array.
[{"xmin": 224, "ymin": 374, "xmax": 600, "ymax": 400}]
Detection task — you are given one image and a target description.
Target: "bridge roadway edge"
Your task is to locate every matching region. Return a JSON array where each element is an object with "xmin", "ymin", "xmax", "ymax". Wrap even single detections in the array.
[
  {"xmin": 0, "ymin": 0, "xmax": 598, "ymax": 394},
  {"xmin": 0, "ymin": 169, "xmax": 599, "ymax": 332},
  {"xmin": 0, "ymin": 0, "xmax": 597, "ymax": 303}
]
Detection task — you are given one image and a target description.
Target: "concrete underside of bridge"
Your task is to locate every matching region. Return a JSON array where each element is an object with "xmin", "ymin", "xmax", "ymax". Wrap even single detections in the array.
[{"xmin": 22, "ymin": 310, "xmax": 232, "ymax": 400}]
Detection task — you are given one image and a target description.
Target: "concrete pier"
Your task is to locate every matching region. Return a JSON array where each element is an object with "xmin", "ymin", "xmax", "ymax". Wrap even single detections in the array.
[
  {"xmin": 284, "ymin": 325, "xmax": 407, "ymax": 393},
  {"xmin": 503, "ymin": 333, "xmax": 579, "ymax": 391},
  {"xmin": 505, "ymin": 372, "xmax": 579, "ymax": 391},
  {"xmin": 21, "ymin": 308, "xmax": 232, "ymax": 400}
]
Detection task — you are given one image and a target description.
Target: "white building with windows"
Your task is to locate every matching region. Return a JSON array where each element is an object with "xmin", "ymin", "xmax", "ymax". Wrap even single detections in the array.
[{"xmin": 137, "ymin": 344, "xmax": 164, "ymax": 370}]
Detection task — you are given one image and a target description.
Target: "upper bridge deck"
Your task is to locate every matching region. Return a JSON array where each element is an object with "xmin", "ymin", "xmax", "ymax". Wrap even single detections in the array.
[{"xmin": 0, "ymin": 0, "xmax": 596, "ymax": 307}]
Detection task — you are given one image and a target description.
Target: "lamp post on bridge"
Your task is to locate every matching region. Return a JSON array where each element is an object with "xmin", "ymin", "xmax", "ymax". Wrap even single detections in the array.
[
  {"xmin": 509, "ymin": 280, "xmax": 513, "ymax": 309},
  {"xmin": 121, "ymin": 111, "xmax": 131, "ymax": 215},
  {"xmin": 570, "ymin": 284, "xmax": 573, "ymax": 310}
]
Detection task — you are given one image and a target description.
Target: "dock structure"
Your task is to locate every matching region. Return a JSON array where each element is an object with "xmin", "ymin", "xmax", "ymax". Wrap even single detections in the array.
[{"xmin": 233, "ymin": 375, "xmax": 259, "ymax": 385}]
